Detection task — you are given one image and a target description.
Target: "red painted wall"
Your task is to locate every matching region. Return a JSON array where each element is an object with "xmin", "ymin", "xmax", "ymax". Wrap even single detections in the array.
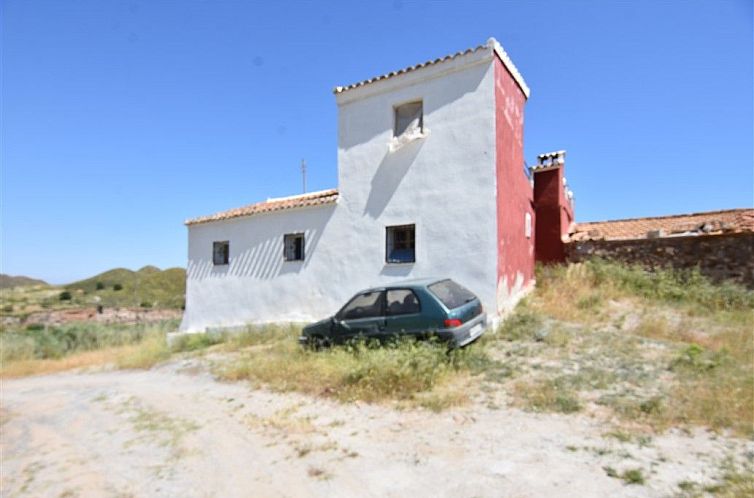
[
  {"xmin": 494, "ymin": 57, "xmax": 534, "ymax": 306},
  {"xmin": 533, "ymin": 166, "xmax": 573, "ymax": 263}
]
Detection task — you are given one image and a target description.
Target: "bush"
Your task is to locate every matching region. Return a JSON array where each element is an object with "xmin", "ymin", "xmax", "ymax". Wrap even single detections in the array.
[
  {"xmin": 59, "ymin": 291, "xmax": 72, "ymax": 301},
  {"xmin": 0, "ymin": 320, "xmax": 179, "ymax": 363},
  {"xmin": 140, "ymin": 301, "xmax": 152, "ymax": 309},
  {"xmin": 113, "ymin": 283, "xmax": 123, "ymax": 291},
  {"xmin": 95, "ymin": 281, "xmax": 105, "ymax": 290},
  {"xmin": 2, "ymin": 304, "xmax": 13, "ymax": 313}
]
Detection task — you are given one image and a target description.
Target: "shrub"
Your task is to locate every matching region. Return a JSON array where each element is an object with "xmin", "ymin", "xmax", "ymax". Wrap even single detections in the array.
[
  {"xmin": 2, "ymin": 304, "xmax": 13, "ymax": 313},
  {"xmin": 95, "ymin": 281, "xmax": 105, "ymax": 290},
  {"xmin": 113, "ymin": 283, "xmax": 123, "ymax": 291},
  {"xmin": 0, "ymin": 320, "xmax": 179, "ymax": 363},
  {"xmin": 59, "ymin": 291, "xmax": 72, "ymax": 301},
  {"xmin": 140, "ymin": 301, "xmax": 152, "ymax": 309}
]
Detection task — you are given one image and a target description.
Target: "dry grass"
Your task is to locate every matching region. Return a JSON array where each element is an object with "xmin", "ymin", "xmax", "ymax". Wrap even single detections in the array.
[
  {"xmin": 214, "ymin": 329, "xmax": 490, "ymax": 408},
  {"xmin": 498, "ymin": 260, "xmax": 754, "ymax": 436},
  {"xmin": 116, "ymin": 333, "xmax": 171, "ymax": 369},
  {"xmin": 1, "ymin": 346, "xmax": 127, "ymax": 378},
  {"xmin": 1, "ymin": 321, "xmax": 176, "ymax": 377}
]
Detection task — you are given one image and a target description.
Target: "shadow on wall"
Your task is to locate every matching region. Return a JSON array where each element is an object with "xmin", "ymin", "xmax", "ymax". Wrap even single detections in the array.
[
  {"xmin": 380, "ymin": 264, "xmax": 413, "ymax": 277},
  {"xmin": 186, "ymin": 206, "xmax": 337, "ymax": 281},
  {"xmin": 338, "ymin": 61, "xmax": 489, "ymax": 151},
  {"xmin": 363, "ymin": 138, "xmax": 425, "ymax": 219}
]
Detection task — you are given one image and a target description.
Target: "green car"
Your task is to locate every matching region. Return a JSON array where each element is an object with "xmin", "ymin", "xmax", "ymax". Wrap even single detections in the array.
[{"xmin": 299, "ymin": 278, "xmax": 487, "ymax": 348}]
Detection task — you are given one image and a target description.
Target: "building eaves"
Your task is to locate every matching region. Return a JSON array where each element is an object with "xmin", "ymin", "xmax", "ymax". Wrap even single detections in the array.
[
  {"xmin": 333, "ymin": 38, "xmax": 530, "ymax": 99},
  {"xmin": 185, "ymin": 189, "xmax": 339, "ymax": 226}
]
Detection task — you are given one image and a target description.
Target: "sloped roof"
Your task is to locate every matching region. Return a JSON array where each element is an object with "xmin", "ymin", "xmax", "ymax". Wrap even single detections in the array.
[
  {"xmin": 334, "ymin": 38, "xmax": 530, "ymax": 99},
  {"xmin": 185, "ymin": 189, "xmax": 339, "ymax": 226},
  {"xmin": 570, "ymin": 208, "xmax": 754, "ymax": 241}
]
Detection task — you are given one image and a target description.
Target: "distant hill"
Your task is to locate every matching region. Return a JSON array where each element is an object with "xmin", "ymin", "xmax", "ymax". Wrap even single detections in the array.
[
  {"xmin": 0, "ymin": 274, "xmax": 49, "ymax": 289},
  {"xmin": 65, "ymin": 266, "xmax": 186, "ymax": 309}
]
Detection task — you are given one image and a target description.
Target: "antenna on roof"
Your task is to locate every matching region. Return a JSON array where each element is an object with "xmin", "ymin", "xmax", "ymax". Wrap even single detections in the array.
[{"xmin": 301, "ymin": 159, "xmax": 307, "ymax": 194}]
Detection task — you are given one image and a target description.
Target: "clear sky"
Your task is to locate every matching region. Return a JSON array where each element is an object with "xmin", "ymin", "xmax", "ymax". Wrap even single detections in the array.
[{"xmin": 2, "ymin": 0, "xmax": 752, "ymax": 284}]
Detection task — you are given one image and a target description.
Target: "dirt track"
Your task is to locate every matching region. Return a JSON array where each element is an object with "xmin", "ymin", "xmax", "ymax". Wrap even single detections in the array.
[{"xmin": 1, "ymin": 359, "xmax": 750, "ymax": 497}]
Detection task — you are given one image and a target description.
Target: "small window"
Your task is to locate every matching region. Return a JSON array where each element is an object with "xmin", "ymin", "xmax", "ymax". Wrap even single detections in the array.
[
  {"xmin": 386, "ymin": 224, "xmax": 415, "ymax": 264},
  {"xmin": 284, "ymin": 233, "xmax": 305, "ymax": 261},
  {"xmin": 525, "ymin": 212, "xmax": 532, "ymax": 239},
  {"xmin": 339, "ymin": 291, "xmax": 384, "ymax": 320},
  {"xmin": 386, "ymin": 289, "xmax": 421, "ymax": 316},
  {"xmin": 394, "ymin": 101, "xmax": 423, "ymax": 137},
  {"xmin": 213, "ymin": 241, "xmax": 229, "ymax": 265}
]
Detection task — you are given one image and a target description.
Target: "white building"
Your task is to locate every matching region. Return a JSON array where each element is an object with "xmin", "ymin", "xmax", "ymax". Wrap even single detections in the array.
[{"xmin": 180, "ymin": 38, "xmax": 573, "ymax": 332}]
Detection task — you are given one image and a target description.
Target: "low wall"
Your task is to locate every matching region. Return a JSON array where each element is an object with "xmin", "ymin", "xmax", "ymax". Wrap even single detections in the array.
[{"xmin": 565, "ymin": 232, "xmax": 754, "ymax": 288}]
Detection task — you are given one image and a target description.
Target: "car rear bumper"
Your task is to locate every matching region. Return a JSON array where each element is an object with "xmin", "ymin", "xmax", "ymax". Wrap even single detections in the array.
[{"xmin": 441, "ymin": 312, "xmax": 487, "ymax": 347}]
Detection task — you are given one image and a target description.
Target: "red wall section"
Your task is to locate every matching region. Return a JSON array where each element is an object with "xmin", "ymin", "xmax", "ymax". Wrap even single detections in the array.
[
  {"xmin": 494, "ymin": 58, "xmax": 534, "ymax": 308},
  {"xmin": 533, "ymin": 166, "xmax": 573, "ymax": 263}
]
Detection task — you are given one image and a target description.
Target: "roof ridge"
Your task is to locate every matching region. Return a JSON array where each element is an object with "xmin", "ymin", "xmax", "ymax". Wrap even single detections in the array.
[
  {"xmin": 265, "ymin": 188, "xmax": 338, "ymax": 202},
  {"xmin": 185, "ymin": 189, "xmax": 339, "ymax": 226},
  {"xmin": 334, "ymin": 38, "xmax": 530, "ymax": 99}
]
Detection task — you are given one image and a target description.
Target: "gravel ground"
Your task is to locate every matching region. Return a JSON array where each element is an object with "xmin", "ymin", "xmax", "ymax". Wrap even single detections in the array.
[{"xmin": 1, "ymin": 358, "xmax": 751, "ymax": 498}]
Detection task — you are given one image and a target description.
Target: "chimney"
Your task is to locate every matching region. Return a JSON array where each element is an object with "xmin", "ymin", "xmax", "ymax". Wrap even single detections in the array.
[{"xmin": 532, "ymin": 150, "xmax": 574, "ymax": 264}]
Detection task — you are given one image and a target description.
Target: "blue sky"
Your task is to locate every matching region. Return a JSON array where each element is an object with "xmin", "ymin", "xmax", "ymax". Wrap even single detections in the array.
[{"xmin": 2, "ymin": 0, "xmax": 752, "ymax": 284}]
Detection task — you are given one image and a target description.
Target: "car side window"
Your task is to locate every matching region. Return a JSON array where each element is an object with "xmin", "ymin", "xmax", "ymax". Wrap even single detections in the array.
[
  {"xmin": 386, "ymin": 289, "xmax": 421, "ymax": 316},
  {"xmin": 340, "ymin": 291, "xmax": 384, "ymax": 320}
]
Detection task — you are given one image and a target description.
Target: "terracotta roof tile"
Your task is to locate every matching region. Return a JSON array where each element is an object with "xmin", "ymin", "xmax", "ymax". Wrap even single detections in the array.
[
  {"xmin": 185, "ymin": 189, "xmax": 338, "ymax": 226},
  {"xmin": 570, "ymin": 208, "xmax": 754, "ymax": 241},
  {"xmin": 334, "ymin": 38, "xmax": 530, "ymax": 99}
]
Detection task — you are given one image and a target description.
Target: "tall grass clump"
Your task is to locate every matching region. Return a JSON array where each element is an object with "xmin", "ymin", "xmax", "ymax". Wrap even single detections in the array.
[
  {"xmin": 529, "ymin": 260, "xmax": 754, "ymax": 435},
  {"xmin": 1, "ymin": 320, "xmax": 179, "ymax": 376},
  {"xmin": 216, "ymin": 329, "xmax": 491, "ymax": 409}
]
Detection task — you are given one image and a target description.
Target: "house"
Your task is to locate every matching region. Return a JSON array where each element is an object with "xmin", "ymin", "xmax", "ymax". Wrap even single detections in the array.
[{"xmin": 180, "ymin": 38, "xmax": 575, "ymax": 333}]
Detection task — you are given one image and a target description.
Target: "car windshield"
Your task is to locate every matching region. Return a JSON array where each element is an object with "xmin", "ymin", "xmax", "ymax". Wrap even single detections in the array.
[{"xmin": 428, "ymin": 279, "xmax": 477, "ymax": 310}]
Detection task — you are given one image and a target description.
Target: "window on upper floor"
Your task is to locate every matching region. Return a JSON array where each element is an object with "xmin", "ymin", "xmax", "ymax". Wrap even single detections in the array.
[
  {"xmin": 394, "ymin": 101, "xmax": 423, "ymax": 138},
  {"xmin": 213, "ymin": 241, "xmax": 229, "ymax": 265},
  {"xmin": 284, "ymin": 233, "xmax": 305, "ymax": 261},
  {"xmin": 386, "ymin": 224, "xmax": 415, "ymax": 264}
]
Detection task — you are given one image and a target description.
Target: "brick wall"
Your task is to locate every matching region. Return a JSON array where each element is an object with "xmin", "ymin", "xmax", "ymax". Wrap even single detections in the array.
[{"xmin": 565, "ymin": 232, "xmax": 754, "ymax": 288}]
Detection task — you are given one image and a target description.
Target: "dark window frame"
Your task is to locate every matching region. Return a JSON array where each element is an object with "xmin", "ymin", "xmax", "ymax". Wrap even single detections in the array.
[
  {"xmin": 385, "ymin": 224, "xmax": 416, "ymax": 264},
  {"xmin": 212, "ymin": 241, "xmax": 230, "ymax": 266},
  {"xmin": 283, "ymin": 233, "xmax": 305, "ymax": 262}
]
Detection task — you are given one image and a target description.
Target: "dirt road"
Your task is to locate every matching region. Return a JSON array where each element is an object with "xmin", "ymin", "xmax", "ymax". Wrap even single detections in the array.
[{"xmin": 2, "ymin": 359, "xmax": 750, "ymax": 497}]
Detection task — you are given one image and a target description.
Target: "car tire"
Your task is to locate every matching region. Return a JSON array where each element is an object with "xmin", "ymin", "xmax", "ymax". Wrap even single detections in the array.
[{"xmin": 309, "ymin": 335, "xmax": 330, "ymax": 351}]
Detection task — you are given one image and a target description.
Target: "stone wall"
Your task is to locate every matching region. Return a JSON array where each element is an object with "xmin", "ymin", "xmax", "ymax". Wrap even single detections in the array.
[{"xmin": 565, "ymin": 232, "xmax": 754, "ymax": 288}]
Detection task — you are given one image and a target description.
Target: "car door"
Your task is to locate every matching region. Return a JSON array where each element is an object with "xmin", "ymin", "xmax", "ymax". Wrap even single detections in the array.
[
  {"xmin": 334, "ymin": 290, "xmax": 386, "ymax": 343},
  {"xmin": 383, "ymin": 288, "xmax": 424, "ymax": 340}
]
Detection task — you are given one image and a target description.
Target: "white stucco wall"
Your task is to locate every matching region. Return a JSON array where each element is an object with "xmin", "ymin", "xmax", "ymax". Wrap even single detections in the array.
[{"xmin": 181, "ymin": 49, "xmax": 499, "ymax": 332}]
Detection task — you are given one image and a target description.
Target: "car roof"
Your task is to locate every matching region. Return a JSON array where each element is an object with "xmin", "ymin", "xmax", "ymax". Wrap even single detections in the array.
[{"xmin": 360, "ymin": 277, "xmax": 447, "ymax": 293}]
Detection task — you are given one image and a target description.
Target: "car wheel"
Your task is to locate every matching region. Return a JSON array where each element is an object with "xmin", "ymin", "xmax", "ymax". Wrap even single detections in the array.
[{"xmin": 309, "ymin": 335, "xmax": 330, "ymax": 351}]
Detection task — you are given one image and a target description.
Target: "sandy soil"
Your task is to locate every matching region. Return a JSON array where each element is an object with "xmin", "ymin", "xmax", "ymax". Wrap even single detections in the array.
[{"xmin": 2, "ymin": 358, "xmax": 751, "ymax": 498}]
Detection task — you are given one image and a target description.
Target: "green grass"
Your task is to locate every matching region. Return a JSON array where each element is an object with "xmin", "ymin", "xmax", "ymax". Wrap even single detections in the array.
[
  {"xmin": 1, "ymin": 320, "xmax": 180, "ymax": 362},
  {"xmin": 65, "ymin": 266, "xmax": 186, "ymax": 309},
  {"xmin": 212, "ymin": 328, "xmax": 492, "ymax": 409}
]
